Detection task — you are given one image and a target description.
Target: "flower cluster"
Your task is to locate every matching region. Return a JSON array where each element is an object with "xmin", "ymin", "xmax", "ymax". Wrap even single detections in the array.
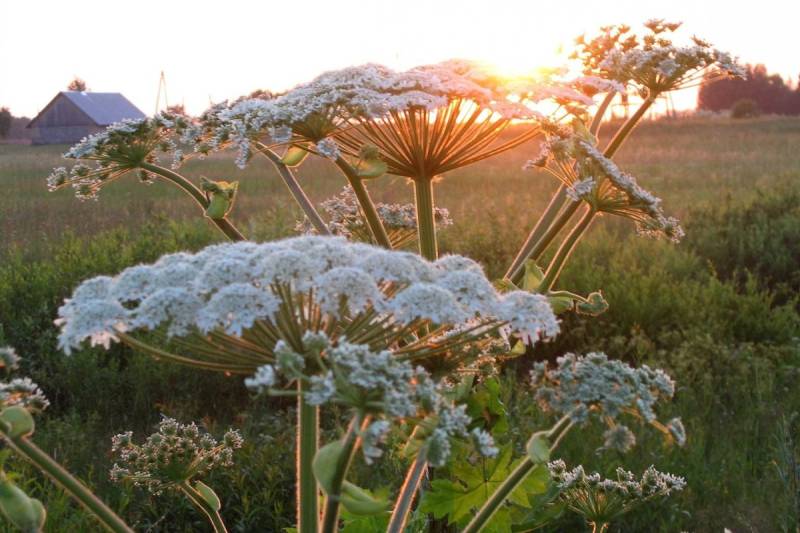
[
  {"xmin": 0, "ymin": 347, "xmax": 49, "ymax": 413},
  {"xmin": 548, "ymin": 460, "xmax": 686, "ymax": 526},
  {"xmin": 531, "ymin": 352, "xmax": 684, "ymax": 450},
  {"xmin": 572, "ymin": 20, "xmax": 743, "ymax": 96},
  {"xmin": 56, "ymin": 237, "xmax": 558, "ymax": 375},
  {"xmin": 295, "ymin": 186, "xmax": 453, "ymax": 248},
  {"xmin": 46, "ymin": 112, "xmax": 194, "ymax": 200},
  {"xmin": 110, "ymin": 417, "xmax": 243, "ymax": 495},
  {"xmin": 526, "ymin": 122, "xmax": 684, "ymax": 242},
  {"xmin": 245, "ymin": 331, "xmax": 498, "ymax": 466}
]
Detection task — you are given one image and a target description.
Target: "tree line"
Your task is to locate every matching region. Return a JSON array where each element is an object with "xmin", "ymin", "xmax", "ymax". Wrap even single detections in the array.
[{"xmin": 698, "ymin": 64, "xmax": 800, "ymax": 115}]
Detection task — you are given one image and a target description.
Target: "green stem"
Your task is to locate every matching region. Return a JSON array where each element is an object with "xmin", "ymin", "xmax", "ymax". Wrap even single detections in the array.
[
  {"xmin": 539, "ymin": 208, "xmax": 595, "ymax": 292},
  {"xmin": 589, "ymin": 92, "xmax": 617, "ymax": 136},
  {"xmin": 139, "ymin": 162, "xmax": 245, "ymax": 242},
  {"xmin": 463, "ymin": 455, "xmax": 535, "ymax": 533},
  {"xmin": 257, "ymin": 145, "xmax": 331, "ymax": 235},
  {"xmin": 180, "ymin": 482, "xmax": 228, "ymax": 533},
  {"xmin": 320, "ymin": 414, "xmax": 368, "ymax": 533},
  {"xmin": 413, "ymin": 178, "xmax": 437, "ymax": 260},
  {"xmin": 463, "ymin": 420, "xmax": 574, "ymax": 533},
  {"xmin": 385, "ymin": 451, "xmax": 428, "ymax": 533},
  {"xmin": 334, "ymin": 157, "xmax": 392, "ymax": 249},
  {"xmin": 506, "ymin": 185, "xmax": 568, "ymax": 282},
  {"xmin": 297, "ymin": 382, "xmax": 319, "ymax": 533},
  {"xmin": 1, "ymin": 435, "xmax": 133, "ymax": 533},
  {"xmin": 603, "ymin": 94, "xmax": 656, "ymax": 158}
]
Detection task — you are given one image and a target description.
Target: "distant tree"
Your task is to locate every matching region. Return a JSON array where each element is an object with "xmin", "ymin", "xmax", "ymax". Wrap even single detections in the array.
[
  {"xmin": 0, "ymin": 107, "xmax": 11, "ymax": 138},
  {"xmin": 698, "ymin": 64, "xmax": 800, "ymax": 115},
  {"xmin": 67, "ymin": 77, "xmax": 87, "ymax": 91}
]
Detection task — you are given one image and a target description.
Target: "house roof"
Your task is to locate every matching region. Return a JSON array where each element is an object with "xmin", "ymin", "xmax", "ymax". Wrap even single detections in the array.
[{"xmin": 27, "ymin": 92, "xmax": 146, "ymax": 128}]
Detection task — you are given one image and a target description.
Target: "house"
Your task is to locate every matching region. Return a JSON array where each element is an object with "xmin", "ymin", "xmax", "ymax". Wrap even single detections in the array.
[{"xmin": 26, "ymin": 92, "xmax": 146, "ymax": 145}]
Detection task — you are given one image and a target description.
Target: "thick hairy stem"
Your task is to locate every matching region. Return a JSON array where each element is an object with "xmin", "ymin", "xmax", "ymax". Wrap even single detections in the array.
[
  {"xmin": 138, "ymin": 162, "xmax": 245, "ymax": 241},
  {"xmin": 539, "ymin": 208, "xmax": 596, "ymax": 292},
  {"xmin": 181, "ymin": 483, "xmax": 228, "ymax": 533},
  {"xmin": 386, "ymin": 451, "xmax": 428, "ymax": 533},
  {"xmin": 413, "ymin": 178, "xmax": 438, "ymax": 260},
  {"xmin": 257, "ymin": 146, "xmax": 330, "ymax": 235},
  {"xmin": 506, "ymin": 185, "xmax": 569, "ymax": 282},
  {"xmin": 603, "ymin": 94, "xmax": 657, "ymax": 158},
  {"xmin": 1, "ymin": 435, "xmax": 133, "ymax": 533},
  {"xmin": 589, "ymin": 92, "xmax": 617, "ymax": 136},
  {"xmin": 333, "ymin": 157, "xmax": 392, "ymax": 248},
  {"xmin": 319, "ymin": 414, "xmax": 368, "ymax": 533},
  {"xmin": 297, "ymin": 383, "xmax": 319, "ymax": 533}
]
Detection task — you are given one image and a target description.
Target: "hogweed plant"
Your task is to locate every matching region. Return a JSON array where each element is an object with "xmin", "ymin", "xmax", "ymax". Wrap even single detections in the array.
[
  {"xmin": 27, "ymin": 19, "xmax": 743, "ymax": 532},
  {"xmin": 110, "ymin": 418, "xmax": 243, "ymax": 532}
]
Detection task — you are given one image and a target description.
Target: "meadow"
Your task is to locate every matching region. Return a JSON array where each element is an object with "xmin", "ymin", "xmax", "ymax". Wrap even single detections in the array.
[{"xmin": 1, "ymin": 116, "xmax": 799, "ymax": 531}]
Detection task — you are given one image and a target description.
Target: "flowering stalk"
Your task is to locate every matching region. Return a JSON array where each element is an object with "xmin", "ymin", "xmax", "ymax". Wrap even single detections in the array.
[
  {"xmin": 385, "ymin": 450, "xmax": 428, "ymax": 533},
  {"xmin": 138, "ymin": 162, "xmax": 245, "ymax": 242},
  {"xmin": 507, "ymin": 94, "xmax": 655, "ymax": 286},
  {"xmin": 461, "ymin": 416, "xmax": 573, "ymax": 533},
  {"xmin": 180, "ymin": 481, "xmax": 227, "ymax": 533},
  {"xmin": 319, "ymin": 414, "xmax": 368, "ymax": 533},
  {"xmin": 0, "ymin": 432, "xmax": 132, "ymax": 533},
  {"xmin": 538, "ymin": 207, "xmax": 596, "ymax": 291},
  {"xmin": 255, "ymin": 144, "xmax": 330, "ymax": 235},
  {"xmin": 297, "ymin": 382, "xmax": 319, "ymax": 533},
  {"xmin": 506, "ymin": 90, "xmax": 617, "ymax": 283},
  {"xmin": 333, "ymin": 157, "xmax": 392, "ymax": 249},
  {"xmin": 413, "ymin": 178, "xmax": 438, "ymax": 260}
]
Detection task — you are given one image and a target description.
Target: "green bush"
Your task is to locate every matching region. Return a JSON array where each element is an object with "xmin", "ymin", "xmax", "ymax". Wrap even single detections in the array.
[{"xmin": 731, "ymin": 98, "xmax": 761, "ymax": 119}]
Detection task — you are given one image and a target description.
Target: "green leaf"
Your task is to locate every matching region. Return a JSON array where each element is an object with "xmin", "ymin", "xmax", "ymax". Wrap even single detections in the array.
[
  {"xmin": 340, "ymin": 481, "xmax": 390, "ymax": 516},
  {"xmin": 419, "ymin": 447, "xmax": 549, "ymax": 528},
  {"xmin": 493, "ymin": 278, "xmax": 519, "ymax": 293},
  {"xmin": 194, "ymin": 480, "xmax": 221, "ymax": 511},
  {"xmin": 355, "ymin": 158, "xmax": 387, "ymax": 179},
  {"xmin": 547, "ymin": 295, "xmax": 574, "ymax": 315},
  {"xmin": 281, "ymin": 145, "xmax": 309, "ymax": 167},
  {"xmin": 0, "ymin": 407, "xmax": 35, "ymax": 439},
  {"xmin": 576, "ymin": 291, "xmax": 609, "ymax": 316},
  {"xmin": 525, "ymin": 433, "xmax": 551, "ymax": 464},
  {"xmin": 522, "ymin": 260, "xmax": 546, "ymax": 292},
  {"xmin": 312, "ymin": 441, "xmax": 345, "ymax": 495}
]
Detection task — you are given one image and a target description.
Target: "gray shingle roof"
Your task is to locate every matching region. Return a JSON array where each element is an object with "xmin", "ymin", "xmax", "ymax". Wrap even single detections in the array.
[{"xmin": 60, "ymin": 92, "xmax": 146, "ymax": 125}]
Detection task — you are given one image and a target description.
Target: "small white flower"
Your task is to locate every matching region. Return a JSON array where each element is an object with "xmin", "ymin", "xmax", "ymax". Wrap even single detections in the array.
[{"xmin": 245, "ymin": 365, "xmax": 276, "ymax": 392}]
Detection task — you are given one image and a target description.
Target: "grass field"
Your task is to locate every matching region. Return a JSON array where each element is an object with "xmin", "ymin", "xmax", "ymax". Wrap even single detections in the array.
[
  {"xmin": 0, "ymin": 116, "xmax": 799, "ymax": 532},
  {"xmin": 3, "ymin": 116, "xmax": 800, "ymax": 267}
]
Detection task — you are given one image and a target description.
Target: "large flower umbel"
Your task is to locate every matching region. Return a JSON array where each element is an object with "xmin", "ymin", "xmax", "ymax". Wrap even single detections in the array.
[{"xmin": 56, "ymin": 236, "xmax": 559, "ymax": 375}]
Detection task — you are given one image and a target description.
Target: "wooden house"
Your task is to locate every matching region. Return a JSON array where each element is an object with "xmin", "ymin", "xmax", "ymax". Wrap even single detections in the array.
[{"xmin": 26, "ymin": 92, "xmax": 146, "ymax": 145}]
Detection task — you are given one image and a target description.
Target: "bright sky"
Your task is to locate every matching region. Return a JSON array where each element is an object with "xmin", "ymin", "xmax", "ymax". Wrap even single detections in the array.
[{"xmin": 1, "ymin": 0, "xmax": 795, "ymax": 118}]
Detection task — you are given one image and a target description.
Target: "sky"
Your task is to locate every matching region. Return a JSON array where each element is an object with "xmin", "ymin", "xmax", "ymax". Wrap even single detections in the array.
[{"xmin": 1, "ymin": 0, "xmax": 796, "ymax": 118}]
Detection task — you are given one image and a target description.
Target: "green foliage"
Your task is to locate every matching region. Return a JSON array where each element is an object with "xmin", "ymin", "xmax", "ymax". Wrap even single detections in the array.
[{"xmin": 419, "ymin": 446, "xmax": 548, "ymax": 530}]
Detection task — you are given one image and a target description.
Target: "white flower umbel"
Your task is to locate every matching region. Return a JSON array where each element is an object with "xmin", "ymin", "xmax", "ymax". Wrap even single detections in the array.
[
  {"xmin": 548, "ymin": 460, "xmax": 686, "ymax": 528},
  {"xmin": 47, "ymin": 112, "xmax": 196, "ymax": 200},
  {"xmin": 531, "ymin": 352, "xmax": 683, "ymax": 449},
  {"xmin": 573, "ymin": 20, "xmax": 743, "ymax": 96},
  {"xmin": 295, "ymin": 186, "xmax": 453, "ymax": 249},
  {"xmin": 57, "ymin": 236, "xmax": 558, "ymax": 374}
]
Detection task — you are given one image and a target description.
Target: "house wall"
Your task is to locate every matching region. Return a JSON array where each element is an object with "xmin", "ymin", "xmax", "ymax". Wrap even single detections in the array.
[
  {"xmin": 30, "ymin": 125, "xmax": 104, "ymax": 145},
  {"xmin": 29, "ymin": 94, "xmax": 102, "ymax": 145}
]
